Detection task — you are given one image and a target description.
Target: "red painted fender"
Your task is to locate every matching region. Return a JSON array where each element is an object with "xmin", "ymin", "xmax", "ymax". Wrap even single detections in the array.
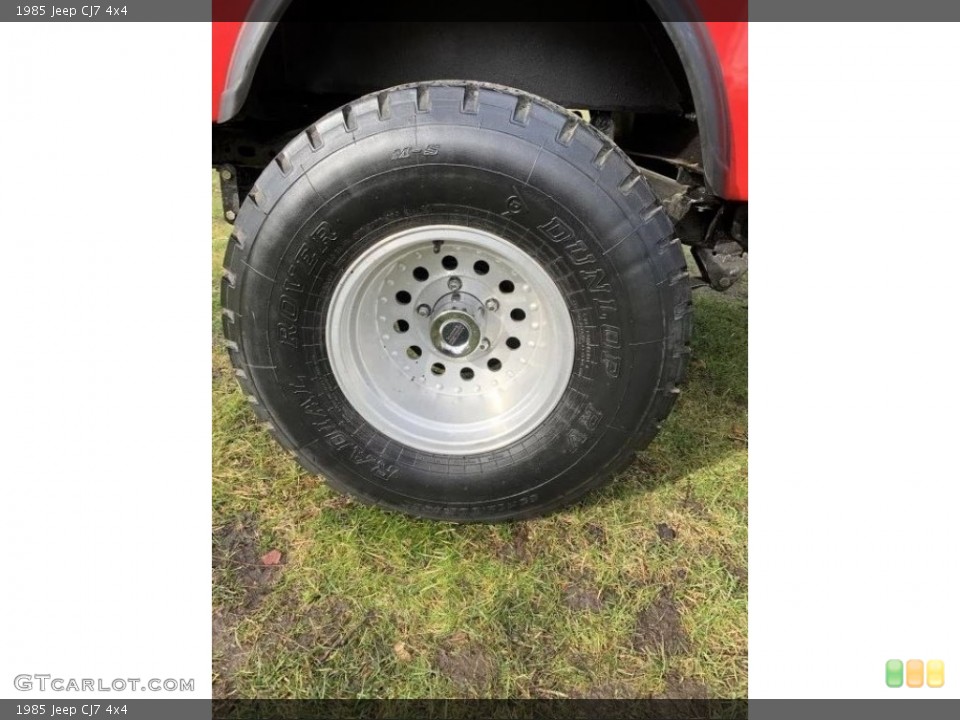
[
  {"xmin": 212, "ymin": 21, "xmax": 242, "ymax": 123},
  {"xmin": 706, "ymin": 21, "xmax": 748, "ymax": 199}
]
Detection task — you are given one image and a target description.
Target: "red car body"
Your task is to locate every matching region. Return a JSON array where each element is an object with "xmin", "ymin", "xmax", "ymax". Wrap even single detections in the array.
[
  {"xmin": 212, "ymin": 21, "xmax": 243, "ymax": 124},
  {"xmin": 704, "ymin": 22, "xmax": 747, "ymax": 199}
]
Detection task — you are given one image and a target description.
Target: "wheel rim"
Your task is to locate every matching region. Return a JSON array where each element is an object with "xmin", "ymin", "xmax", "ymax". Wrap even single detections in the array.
[{"xmin": 326, "ymin": 224, "xmax": 575, "ymax": 455}]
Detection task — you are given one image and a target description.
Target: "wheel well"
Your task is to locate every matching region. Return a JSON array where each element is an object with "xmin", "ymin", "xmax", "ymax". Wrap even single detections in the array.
[{"xmin": 213, "ymin": 16, "xmax": 704, "ymax": 191}]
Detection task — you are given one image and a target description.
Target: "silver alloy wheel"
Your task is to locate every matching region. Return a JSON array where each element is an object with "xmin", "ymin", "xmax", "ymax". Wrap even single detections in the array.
[{"xmin": 326, "ymin": 225, "xmax": 576, "ymax": 455}]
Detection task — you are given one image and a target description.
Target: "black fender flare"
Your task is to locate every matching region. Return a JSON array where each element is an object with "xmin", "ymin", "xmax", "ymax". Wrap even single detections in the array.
[{"xmin": 654, "ymin": 15, "xmax": 732, "ymax": 194}]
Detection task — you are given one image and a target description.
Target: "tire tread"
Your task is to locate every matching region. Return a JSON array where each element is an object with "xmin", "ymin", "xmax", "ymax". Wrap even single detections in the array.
[{"xmin": 220, "ymin": 80, "xmax": 693, "ymax": 521}]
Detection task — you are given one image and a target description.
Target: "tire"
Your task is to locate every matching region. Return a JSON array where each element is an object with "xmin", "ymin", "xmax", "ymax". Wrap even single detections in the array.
[{"xmin": 220, "ymin": 81, "xmax": 691, "ymax": 522}]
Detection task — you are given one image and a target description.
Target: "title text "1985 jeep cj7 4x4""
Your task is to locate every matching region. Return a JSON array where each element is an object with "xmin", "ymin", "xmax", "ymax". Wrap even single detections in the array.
[{"xmin": 212, "ymin": 8, "xmax": 747, "ymax": 521}]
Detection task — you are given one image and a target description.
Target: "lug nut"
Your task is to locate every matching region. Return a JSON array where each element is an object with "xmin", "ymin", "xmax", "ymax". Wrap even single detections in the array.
[
  {"xmin": 224, "ymin": 210, "xmax": 236, "ymax": 221},
  {"xmin": 478, "ymin": 338, "xmax": 491, "ymax": 351},
  {"xmin": 416, "ymin": 304, "xmax": 432, "ymax": 317},
  {"xmin": 485, "ymin": 298, "xmax": 500, "ymax": 311},
  {"xmin": 221, "ymin": 169, "xmax": 232, "ymax": 181},
  {"xmin": 448, "ymin": 276, "xmax": 462, "ymax": 291}
]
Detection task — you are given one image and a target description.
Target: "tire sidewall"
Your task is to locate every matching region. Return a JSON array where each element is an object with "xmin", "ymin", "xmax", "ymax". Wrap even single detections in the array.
[{"xmin": 231, "ymin": 86, "xmax": 679, "ymax": 519}]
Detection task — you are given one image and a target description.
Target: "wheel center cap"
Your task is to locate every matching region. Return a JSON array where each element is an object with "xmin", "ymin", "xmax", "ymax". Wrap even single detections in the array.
[
  {"xmin": 431, "ymin": 311, "xmax": 481, "ymax": 357},
  {"xmin": 429, "ymin": 292, "xmax": 485, "ymax": 358},
  {"xmin": 441, "ymin": 320, "xmax": 471, "ymax": 348}
]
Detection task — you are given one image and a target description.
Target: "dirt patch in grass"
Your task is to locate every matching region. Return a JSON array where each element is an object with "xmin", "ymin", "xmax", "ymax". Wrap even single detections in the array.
[
  {"xmin": 259, "ymin": 595, "xmax": 355, "ymax": 657},
  {"xmin": 495, "ymin": 522, "xmax": 533, "ymax": 563},
  {"xmin": 212, "ymin": 610, "xmax": 241, "ymax": 698},
  {"xmin": 585, "ymin": 522, "xmax": 607, "ymax": 545},
  {"xmin": 213, "ymin": 513, "xmax": 280, "ymax": 611},
  {"xmin": 563, "ymin": 585, "xmax": 606, "ymax": 612},
  {"xmin": 727, "ymin": 562, "xmax": 748, "ymax": 589},
  {"xmin": 562, "ymin": 571, "xmax": 608, "ymax": 612},
  {"xmin": 656, "ymin": 522, "xmax": 678, "ymax": 542},
  {"xmin": 578, "ymin": 680, "xmax": 641, "ymax": 699},
  {"xmin": 212, "ymin": 514, "xmax": 281, "ymax": 698},
  {"xmin": 436, "ymin": 637, "xmax": 498, "ymax": 695},
  {"xmin": 629, "ymin": 455, "xmax": 664, "ymax": 483},
  {"xmin": 657, "ymin": 671, "xmax": 711, "ymax": 699},
  {"xmin": 680, "ymin": 482, "xmax": 709, "ymax": 518},
  {"xmin": 683, "ymin": 497, "xmax": 708, "ymax": 518},
  {"xmin": 632, "ymin": 588, "xmax": 688, "ymax": 655}
]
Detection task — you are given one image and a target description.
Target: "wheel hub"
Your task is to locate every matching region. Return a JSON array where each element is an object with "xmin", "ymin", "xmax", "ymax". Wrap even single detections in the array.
[
  {"xmin": 325, "ymin": 224, "xmax": 575, "ymax": 455},
  {"xmin": 429, "ymin": 292, "xmax": 485, "ymax": 358}
]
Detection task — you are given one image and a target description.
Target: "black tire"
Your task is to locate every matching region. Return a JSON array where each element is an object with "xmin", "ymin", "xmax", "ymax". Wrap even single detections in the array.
[{"xmin": 220, "ymin": 81, "xmax": 691, "ymax": 522}]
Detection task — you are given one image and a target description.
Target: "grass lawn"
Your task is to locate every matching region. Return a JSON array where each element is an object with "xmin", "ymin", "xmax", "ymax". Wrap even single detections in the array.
[{"xmin": 211, "ymin": 172, "xmax": 748, "ymax": 699}]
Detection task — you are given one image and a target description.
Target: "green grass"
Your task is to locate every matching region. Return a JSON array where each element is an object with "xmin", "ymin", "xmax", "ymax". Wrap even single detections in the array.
[{"xmin": 211, "ymin": 172, "xmax": 747, "ymax": 699}]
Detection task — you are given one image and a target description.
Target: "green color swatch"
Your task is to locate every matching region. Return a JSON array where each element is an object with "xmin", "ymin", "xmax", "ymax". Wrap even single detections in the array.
[{"xmin": 886, "ymin": 659, "xmax": 904, "ymax": 688}]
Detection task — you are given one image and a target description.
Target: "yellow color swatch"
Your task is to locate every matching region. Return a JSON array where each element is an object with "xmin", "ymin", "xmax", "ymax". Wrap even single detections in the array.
[
  {"xmin": 927, "ymin": 660, "xmax": 944, "ymax": 688},
  {"xmin": 906, "ymin": 659, "xmax": 924, "ymax": 688}
]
